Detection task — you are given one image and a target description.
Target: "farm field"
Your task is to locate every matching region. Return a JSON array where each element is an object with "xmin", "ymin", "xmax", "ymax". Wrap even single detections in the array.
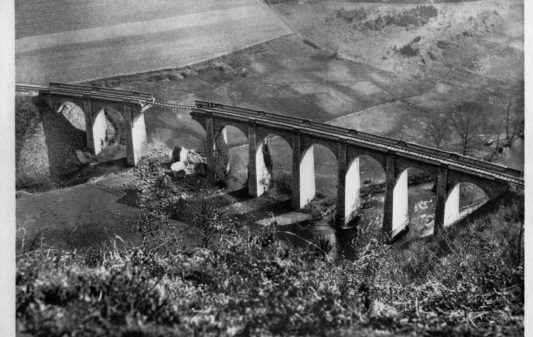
[{"xmin": 15, "ymin": 0, "xmax": 292, "ymax": 84}]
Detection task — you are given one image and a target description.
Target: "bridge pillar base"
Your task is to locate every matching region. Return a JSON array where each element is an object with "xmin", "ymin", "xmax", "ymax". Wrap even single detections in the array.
[
  {"xmin": 254, "ymin": 141, "xmax": 272, "ymax": 197},
  {"xmin": 434, "ymin": 166, "xmax": 448, "ymax": 236},
  {"xmin": 299, "ymin": 145, "xmax": 316, "ymax": 209},
  {"xmin": 344, "ymin": 157, "xmax": 361, "ymax": 226},
  {"xmin": 291, "ymin": 133, "xmax": 301, "ymax": 210},
  {"xmin": 205, "ymin": 117, "xmax": 216, "ymax": 184},
  {"xmin": 247, "ymin": 124, "xmax": 263, "ymax": 197},
  {"xmin": 83, "ymin": 97, "xmax": 95, "ymax": 153},
  {"xmin": 126, "ymin": 110, "xmax": 147, "ymax": 166},
  {"xmin": 92, "ymin": 110, "xmax": 107, "ymax": 155},
  {"xmin": 444, "ymin": 184, "xmax": 460, "ymax": 227},
  {"xmin": 393, "ymin": 169, "xmax": 409, "ymax": 234},
  {"xmin": 382, "ymin": 156, "xmax": 395, "ymax": 236}
]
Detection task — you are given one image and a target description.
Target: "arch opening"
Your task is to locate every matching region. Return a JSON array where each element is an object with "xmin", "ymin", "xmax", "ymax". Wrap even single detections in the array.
[
  {"xmin": 150, "ymin": 109, "xmax": 206, "ymax": 151},
  {"xmin": 256, "ymin": 134, "xmax": 292, "ymax": 196},
  {"xmin": 345, "ymin": 155, "xmax": 386, "ymax": 226},
  {"xmin": 391, "ymin": 168, "xmax": 435, "ymax": 237},
  {"xmin": 41, "ymin": 100, "xmax": 88, "ymax": 177},
  {"xmin": 444, "ymin": 182, "xmax": 489, "ymax": 227},
  {"xmin": 58, "ymin": 101, "xmax": 86, "ymax": 131},
  {"xmin": 299, "ymin": 144, "xmax": 338, "ymax": 211},
  {"xmin": 216, "ymin": 125, "xmax": 249, "ymax": 191},
  {"xmin": 92, "ymin": 107, "xmax": 125, "ymax": 156}
]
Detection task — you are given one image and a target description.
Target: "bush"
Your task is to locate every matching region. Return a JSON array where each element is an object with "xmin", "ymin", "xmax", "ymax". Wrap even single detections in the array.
[
  {"xmin": 273, "ymin": 172, "xmax": 292, "ymax": 195},
  {"xmin": 336, "ymin": 8, "xmax": 368, "ymax": 23},
  {"xmin": 17, "ymin": 208, "xmax": 524, "ymax": 336},
  {"xmin": 17, "ymin": 154, "xmax": 524, "ymax": 336},
  {"xmin": 363, "ymin": 5, "xmax": 438, "ymax": 30}
]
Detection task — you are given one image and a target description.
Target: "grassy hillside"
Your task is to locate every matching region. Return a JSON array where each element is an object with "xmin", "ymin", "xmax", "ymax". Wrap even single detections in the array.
[{"xmin": 16, "ymin": 157, "xmax": 524, "ymax": 336}]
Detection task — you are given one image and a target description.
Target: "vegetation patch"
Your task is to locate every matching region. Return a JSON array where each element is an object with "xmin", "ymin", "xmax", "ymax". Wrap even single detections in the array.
[
  {"xmin": 17, "ymin": 155, "xmax": 524, "ymax": 336},
  {"xmin": 338, "ymin": 5, "xmax": 438, "ymax": 31}
]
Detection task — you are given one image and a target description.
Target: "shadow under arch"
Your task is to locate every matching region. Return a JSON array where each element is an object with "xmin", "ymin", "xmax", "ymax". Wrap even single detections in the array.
[
  {"xmin": 57, "ymin": 101, "xmax": 86, "ymax": 132},
  {"xmin": 344, "ymin": 154, "xmax": 386, "ymax": 226},
  {"xmin": 146, "ymin": 106, "xmax": 206, "ymax": 151},
  {"xmin": 444, "ymin": 182, "xmax": 489, "ymax": 227},
  {"xmin": 216, "ymin": 124, "xmax": 249, "ymax": 191},
  {"xmin": 90, "ymin": 106, "xmax": 124, "ymax": 155},
  {"xmin": 255, "ymin": 133, "xmax": 293, "ymax": 196},
  {"xmin": 299, "ymin": 143, "xmax": 338, "ymax": 209},
  {"xmin": 391, "ymin": 167, "xmax": 437, "ymax": 236},
  {"xmin": 38, "ymin": 97, "xmax": 88, "ymax": 178}
]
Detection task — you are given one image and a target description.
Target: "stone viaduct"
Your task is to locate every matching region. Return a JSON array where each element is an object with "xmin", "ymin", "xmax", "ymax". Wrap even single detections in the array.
[
  {"xmin": 190, "ymin": 101, "xmax": 524, "ymax": 237},
  {"xmin": 18, "ymin": 83, "xmax": 524, "ymax": 239}
]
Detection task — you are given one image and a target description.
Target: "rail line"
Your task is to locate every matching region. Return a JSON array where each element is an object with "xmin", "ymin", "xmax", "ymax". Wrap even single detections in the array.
[{"xmin": 192, "ymin": 101, "xmax": 524, "ymax": 187}]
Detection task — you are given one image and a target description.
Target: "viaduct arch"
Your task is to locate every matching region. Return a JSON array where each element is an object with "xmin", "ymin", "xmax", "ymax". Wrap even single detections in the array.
[
  {"xmin": 38, "ymin": 83, "xmax": 153, "ymax": 166},
  {"xmin": 191, "ymin": 101, "xmax": 523, "ymax": 239},
  {"xmin": 17, "ymin": 83, "xmax": 523, "ymax": 241}
]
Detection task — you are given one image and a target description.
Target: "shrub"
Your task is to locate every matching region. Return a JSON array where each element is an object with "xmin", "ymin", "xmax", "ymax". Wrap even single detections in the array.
[
  {"xmin": 16, "ymin": 208, "xmax": 524, "ymax": 336},
  {"xmin": 398, "ymin": 43, "xmax": 419, "ymax": 57},
  {"xmin": 17, "ymin": 153, "xmax": 524, "ymax": 336},
  {"xmin": 336, "ymin": 7, "xmax": 368, "ymax": 23},
  {"xmin": 363, "ymin": 5, "xmax": 438, "ymax": 30},
  {"xmin": 273, "ymin": 172, "xmax": 292, "ymax": 195}
]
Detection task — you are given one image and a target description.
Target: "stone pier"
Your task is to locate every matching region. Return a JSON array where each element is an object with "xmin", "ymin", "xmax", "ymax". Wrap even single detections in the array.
[
  {"xmin": 299, "ymin": 145, "xmax": 316, "ymax": 208},
  {"xmin": 344, "ymin": 157, "xmax": 361, "ymax": 225},
  {"xmin": 444, "ymin": 184, "xmax": 460, "ymax": 227},
  {"xmin": 92, "ymin": 110, "xmax": 107, "ymax": 155}
]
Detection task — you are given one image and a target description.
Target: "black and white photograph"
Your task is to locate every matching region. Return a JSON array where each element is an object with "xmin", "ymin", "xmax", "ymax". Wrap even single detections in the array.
[{"xmin": 5, "ymin": 0, "xmax": 529, "ymax": 335}]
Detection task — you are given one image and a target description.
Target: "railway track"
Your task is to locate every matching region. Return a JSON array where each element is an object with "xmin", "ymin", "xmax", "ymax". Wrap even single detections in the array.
[{"xmin": 193, "ymin": 101, "xmax": 524, "ymax": 187}]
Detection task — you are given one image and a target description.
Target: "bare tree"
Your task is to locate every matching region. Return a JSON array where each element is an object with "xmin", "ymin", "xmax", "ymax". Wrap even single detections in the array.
[
  {"xmin": 489, "ymin": 82, "xmax": 524, "ymax": 143},
  {"xmin": 446, "ymin": 101, "xmax": 488, "ymax": 156},
  {"xmin": 504, "ymin": 89, "xmax": 524, "ymax": 142},
  {"xmin": 423, "ymin": 113, "xmax": 450, "ymax": 149}
]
